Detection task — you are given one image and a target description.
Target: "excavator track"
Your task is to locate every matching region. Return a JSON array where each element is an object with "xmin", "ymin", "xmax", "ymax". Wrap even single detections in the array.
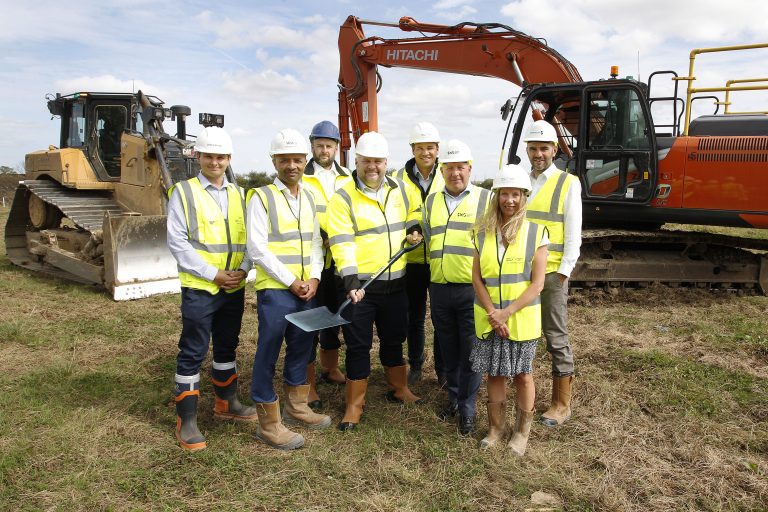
[
  {"xmin": 5, "ymin": 180, "xmax": 180, "ymax": 299},
  {"xmin": 573, "ymin": 229, "xmax": 768, "ymax": 294}
]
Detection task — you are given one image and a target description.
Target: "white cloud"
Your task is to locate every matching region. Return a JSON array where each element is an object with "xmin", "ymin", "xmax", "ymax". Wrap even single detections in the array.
[
  {"xmin": 54, "ymin": 75, "xmax": 163, "ymax": 96},
  {"xmin": 221, "ymin": 69, "xmax": 304, "ymax": 108}
]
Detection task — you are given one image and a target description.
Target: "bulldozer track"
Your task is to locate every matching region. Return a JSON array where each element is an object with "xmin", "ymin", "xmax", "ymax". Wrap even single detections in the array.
[{"xmin": 22, "ymin": 180, "xmax": 127, "ymax": 232}]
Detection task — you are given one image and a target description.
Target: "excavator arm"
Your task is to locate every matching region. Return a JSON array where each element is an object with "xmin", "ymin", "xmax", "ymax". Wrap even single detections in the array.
[{"xmin": 337, "ymin": 15, "xmax": 582, "ymax": 164}]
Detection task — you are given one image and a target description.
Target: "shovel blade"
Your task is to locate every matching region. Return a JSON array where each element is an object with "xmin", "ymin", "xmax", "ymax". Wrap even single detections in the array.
[{"xmin": 285, "ymin": 306, "xmax": 350, "ymax": 332}]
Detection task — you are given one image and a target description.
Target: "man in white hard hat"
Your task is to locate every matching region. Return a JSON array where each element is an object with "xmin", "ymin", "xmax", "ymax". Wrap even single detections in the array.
[
  {"xmin": 327, "ymin": 131, "xmax": 424, "ymax": 431},
  {"xmin": 523, "ymin": 119, "xmax": 582, "ymax": 427},
  {"xmin": 301, "ymin": 121, "xmax": 352, "ymax": 410},
  {"xmin": 394, "ymin": 121, "xmax": 445, "ymax": 386},
  {"xmin": 247, "ymin": 128, "xmax": 331, "ymax": 451},
  {"xmin": 422, "ymin": 139, "xmax": 491, "ymax": 436},
  {"xmin": 167, "ymin": 126, "xmax": 256, "ymax": 451}
]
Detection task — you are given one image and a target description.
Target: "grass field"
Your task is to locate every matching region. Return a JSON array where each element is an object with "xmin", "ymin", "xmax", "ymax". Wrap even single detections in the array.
[{"xmin": 0, "ymin": 205, "xmax": 766, "ymax": 511}]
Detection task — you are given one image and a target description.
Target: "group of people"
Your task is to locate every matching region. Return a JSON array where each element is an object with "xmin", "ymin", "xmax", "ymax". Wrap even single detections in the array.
[{"xmin": 167, "ymin": 117, "xmax": 581, "ymax": 457}]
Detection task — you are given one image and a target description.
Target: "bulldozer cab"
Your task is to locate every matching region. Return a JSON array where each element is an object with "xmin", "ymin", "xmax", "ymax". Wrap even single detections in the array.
[
  {"xmin": 507, "ymin": 80, "xmax": 658, "ymax": 205},
  {"xmin": 51, "ymin": 93, "xmax": 138, "ymax": 182}
]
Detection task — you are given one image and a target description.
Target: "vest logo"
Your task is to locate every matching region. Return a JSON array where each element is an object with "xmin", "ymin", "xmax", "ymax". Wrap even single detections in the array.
[
  {"xmin": 386, "ymin": 49, "xmax": 438, "ymax": 61},
  {"xmin": 456, "ymin": 212, "xmax": 471, "ymax": 218}
]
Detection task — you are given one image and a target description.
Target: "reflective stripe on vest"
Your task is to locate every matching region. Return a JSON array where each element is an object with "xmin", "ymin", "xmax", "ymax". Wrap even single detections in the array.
[
  {"xmin": 327, "ymin": 177, "xmax": 410, "ymax": 282},
  {"xmin": 175, "ymin": 178, "xmax": 246, "ymax": 294},
  {"xmin": 395, "ymin": 165, "xmax": 444, "ymax": 264},
  {"xmin": 473, "ymin": 220, "xmax": 543, "ymax": 341},
  {"xmin": 252, "ymin": 184, "xmax": 316, "ymax": 290},
  {"xmin": 527, "ymin": 170, "xmax": 574, "ymax": 272},
  {"xmin": 425, "ymin": 187, "xmax": 489, "ymax": 284},
  {"xmin": 302, "ymin": 173, "xmax": 351, "ymax": 269}
]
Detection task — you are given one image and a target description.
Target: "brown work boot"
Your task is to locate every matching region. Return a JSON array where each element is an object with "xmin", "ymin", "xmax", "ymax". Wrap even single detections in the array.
[
  {"xmin": 338, "ymin": 378, "xmax": 368, "ymax": 431},
  {"xmin": 384, "ymin": 365, "xmax": 423, "ymax": 404},
  {"xmin": 255, "ymin": 399, "xmax": 305, "ymax": 451},
  {"xmin": 479, "ymin": 401, "xmax": 508, "ymax": 450},
  {"xmin": 212, "ymin": 373, "xmax": 257, "ymax": 421},
  {"xmin": 319, "ymin": 348, "xmax": 346, "ymax": 384},
  {"xmin": 507, "ymin": 406, "xmax": 535, "ymax": 456},
  {"xmin": 540, "ymin": 375, "xmax": 573, "ymax": 427},
  {"xmin": 282, "ymin": 384, "xmax": 332, "ymax": 430},
  {"xmin": 306, "ymin": 362, "xmax": 322, "ymax": 410},
  {"xmin": 175, "ymin": 390, "xmax": 206, "ymax": 451}
]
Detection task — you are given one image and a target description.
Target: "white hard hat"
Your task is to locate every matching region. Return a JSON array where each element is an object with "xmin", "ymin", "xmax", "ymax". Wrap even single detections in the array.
[
  {"xmin": 492, "ymin": 164, "xmax": 532, "ymax": 194},
  {"xmin": 408, "ymin": 122, "xmax": 441, "ymax": 145},
  {"xmin": 269, "ymin": 128, "xmax": 309, "ymax": 156},
  {"xmin": 439, "ymin": 139, "xmax": 473, "ymax": 163},
  {"xmin": 522, "ymin": 120, "xmax": 558, "ymax": 143},
  {"xmin": 355, "ymin": 131, "xmax": 389, "ymax": 158},
  {"xmin": 194, "ymin": 127, "xmax": 233, "ymax": 155}
]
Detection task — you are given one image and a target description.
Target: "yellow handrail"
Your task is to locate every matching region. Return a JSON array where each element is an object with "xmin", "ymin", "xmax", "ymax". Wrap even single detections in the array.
[
  {"xmin": 724, "ymin": 77, "xmax": 768, "ymax": 114},
  {"xmin": 680, "ymin": 42, "xmax": 768, "ymax": 135}
]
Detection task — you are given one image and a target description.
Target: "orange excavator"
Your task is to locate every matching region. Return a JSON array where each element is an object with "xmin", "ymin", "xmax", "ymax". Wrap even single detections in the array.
[{"xmin": 338, "ymin": 15, "xmax": 768, "ymax": 293}]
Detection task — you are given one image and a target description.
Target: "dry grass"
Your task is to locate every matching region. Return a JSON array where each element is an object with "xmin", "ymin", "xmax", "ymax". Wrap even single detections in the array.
[{"xmin": 0, "ymin": 206, "xmax": 766, "ymax": 511}]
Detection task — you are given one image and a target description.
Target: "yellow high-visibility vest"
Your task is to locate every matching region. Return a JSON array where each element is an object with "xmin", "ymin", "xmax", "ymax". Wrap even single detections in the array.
[
  {"xmin": 394, "ymin": 162, "xmax": 444, "ymax": 264},
  {"xmin": 250, "ymin": 184, "xmax": 316, "ymax": 290},
  {"xmin": 527, "ymin": 169, "xmax": 577, "ymax": 273},
  {"xmin": 327, "ymin": 174, "xmax": 419, "ymax": 284},
  {"xmin": 424, "ymin": 187, "xmax": 490, "ymax": 284},
  {"xmin": 302, "ymin": 163, "xmax": 351, "ymax": 269},
  {"xmin": 473, "ymin": 220, "xmax": 544, "ymax": 341},
  {"xmin": 173, "ymin": 177, "xmax": 246, "ymax": 295}
]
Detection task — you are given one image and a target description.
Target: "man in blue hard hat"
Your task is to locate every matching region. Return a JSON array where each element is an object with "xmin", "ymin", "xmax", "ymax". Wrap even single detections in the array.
[{"xmin": 301, "ymin": 121, "xmax": 352, "ymax": 409}]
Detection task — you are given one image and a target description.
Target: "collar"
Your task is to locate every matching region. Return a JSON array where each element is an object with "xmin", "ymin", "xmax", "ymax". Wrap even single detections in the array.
[
  {"xmin": 352, "ymin": 170, "xmax": 397, "ymax": 194},
  {"xmin": 405, "ymin": 157, "xmax": 438, "ymax": 183},
  {"xmin": 197, "ymin": 172, "xmax": 230, "ymax": 190},
  {"xmin": 304, "ymin": 158, "xmax": 349, "ymax": 177},
  {"xmin": 443, "ymin": 182, "xmax": 473, "ymax": 200},
  {"xmin": 530, "ymin": 163, "xmax": 559, "ymax": 182},
  {"xmin": 272, "ymin": 176, "xmax": 303, "ymax": 195}
]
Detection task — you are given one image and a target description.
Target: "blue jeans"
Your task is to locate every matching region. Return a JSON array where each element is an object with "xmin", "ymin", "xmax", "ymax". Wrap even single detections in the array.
[
  {"xmin": 250, "ymin": 289, "xmax": 317, "ymax": 403},
  {"xmin": 176, "ymin": 287, "xmax": 244, "ymax": 376}
]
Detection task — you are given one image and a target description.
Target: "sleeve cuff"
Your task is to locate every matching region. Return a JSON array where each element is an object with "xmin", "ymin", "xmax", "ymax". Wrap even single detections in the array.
[{"xmin": 343, "ymin": 275, "xmax": 361, "ymax": 292}]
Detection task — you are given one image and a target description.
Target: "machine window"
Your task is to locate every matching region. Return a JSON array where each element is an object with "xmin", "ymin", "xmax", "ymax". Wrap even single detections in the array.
[
  {"xmin": 67, "ymin": 102, "xmax": 86, "ymax": 148},
  {"xmin": 95, "ymin": 105, "xmax": 127, "ymax": 177}
]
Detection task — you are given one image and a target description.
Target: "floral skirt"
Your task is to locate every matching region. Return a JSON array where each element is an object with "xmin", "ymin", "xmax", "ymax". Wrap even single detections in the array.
[{"xmin": 469, "ymin": 332, "xmax": 538, "ymax": 377}]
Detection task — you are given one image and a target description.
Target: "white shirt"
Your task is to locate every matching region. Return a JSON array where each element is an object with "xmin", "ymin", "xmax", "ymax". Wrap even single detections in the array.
[
  {"xmin": 528, "ymin": 163, "xmax": 582, "ymax": 277},
  {"xmin": 497, "ymin": 228, "xmax": 550, "ymax": 260},
  {"xmin": 246, "ymin": 177, "xmax": 324, "ymax": 287},
  {"xmin": 415, "ymin": 163, "xmax": 436, "ymax": 194},
  {"xmin": 356, "ymin": 176, "xmax": 387, "ymax": 205},
  {"xmin": 312, "ymin": 160, "xmax": 338, "ymax": 199}
]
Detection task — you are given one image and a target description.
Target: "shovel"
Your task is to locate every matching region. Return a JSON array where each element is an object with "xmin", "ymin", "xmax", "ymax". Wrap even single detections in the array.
[{"xmin": 285, "ymin": 238, "xmax": 424, "ymax": 332}]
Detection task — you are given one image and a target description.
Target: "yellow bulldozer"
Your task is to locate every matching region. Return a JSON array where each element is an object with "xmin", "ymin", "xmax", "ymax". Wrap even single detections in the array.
[{"xmin": 5, "ymin": 91, "xmax": 229, "ymax": 300}]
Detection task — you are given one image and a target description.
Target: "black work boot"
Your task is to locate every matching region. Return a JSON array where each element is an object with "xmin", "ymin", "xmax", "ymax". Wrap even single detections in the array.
[
  {"xmin": 212, "ymin": 362, "xmax": 257, "ymax": 421},
  {"xmin": 175, "ymin": 374, "xmax": 206, "ymax": 451},
  {"xmin": 437, "ymin": 401, "xmax": 459, "ymax": 421},
  {"xmin": 458, "ymin": 415, "xmax": 476, "ymax": 436}
]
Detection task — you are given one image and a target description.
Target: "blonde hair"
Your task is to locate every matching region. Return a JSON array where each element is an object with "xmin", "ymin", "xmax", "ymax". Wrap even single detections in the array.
[{"xmin": 474, "ymin": 190, "xmax": 528, "ymax": 245}]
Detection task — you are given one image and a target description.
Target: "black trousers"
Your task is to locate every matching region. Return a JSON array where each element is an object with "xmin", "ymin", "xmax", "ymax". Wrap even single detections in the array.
[
  {"xmin": 309, "ymin": 265, "xmax": 342, "ymax": 364},
  {"xmin": 339, "ymin": 288, "xmax": 408, "ymax": 380},
  {"xmin": 431, "ymin": 283, "xmax": 481, "ymax": 416},
  {"xmin": 405, "ymin": 263, "xmax": 443, "ymax": 373}
]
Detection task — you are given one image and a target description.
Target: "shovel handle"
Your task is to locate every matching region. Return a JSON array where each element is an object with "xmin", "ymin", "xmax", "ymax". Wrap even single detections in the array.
[{"xmin": 335, "ymin": 238, "xmax": 424, "ymax": 316}]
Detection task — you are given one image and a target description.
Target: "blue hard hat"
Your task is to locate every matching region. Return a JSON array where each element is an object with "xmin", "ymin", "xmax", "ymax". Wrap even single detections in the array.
[{"xmin": 310, "ymin": 120, "xmax": 341, "ymax": 142}]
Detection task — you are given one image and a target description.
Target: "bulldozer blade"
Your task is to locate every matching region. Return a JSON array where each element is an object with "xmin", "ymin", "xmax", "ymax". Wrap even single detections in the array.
[
  {"xmin": 285, "ymin": 306, "xmax": 350, "ymax": 333},
  {"xmin": 103, "ymin": 214, "xmax": 180, "ymax": 300}
]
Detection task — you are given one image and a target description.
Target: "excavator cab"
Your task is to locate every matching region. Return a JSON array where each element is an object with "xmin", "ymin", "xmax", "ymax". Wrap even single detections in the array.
[{"xmin": 507, "ymin": 79, "xmax": 658, "ymax": 209}]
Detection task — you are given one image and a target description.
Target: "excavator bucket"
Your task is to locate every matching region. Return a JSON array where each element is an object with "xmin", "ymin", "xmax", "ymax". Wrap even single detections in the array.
[{"xmin": 103, "ymin": 214, "xmax": 180, "ymax": 301}]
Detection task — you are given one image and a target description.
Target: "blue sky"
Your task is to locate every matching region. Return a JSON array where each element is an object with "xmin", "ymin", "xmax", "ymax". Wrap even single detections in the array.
[{"xmin": 1, "ymin": 0, "xmax": 765, "ymax": 179}]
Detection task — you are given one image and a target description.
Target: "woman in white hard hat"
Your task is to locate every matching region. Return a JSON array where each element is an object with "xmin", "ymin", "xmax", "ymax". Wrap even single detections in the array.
[{"xmin": 470, "ymin": 164, "xmax": 548, "ymax": 456}]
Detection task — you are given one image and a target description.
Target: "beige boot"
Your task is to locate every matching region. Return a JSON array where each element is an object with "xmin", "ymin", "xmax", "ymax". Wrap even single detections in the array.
[
  {"xmin": 507, "ymin": 406, "xmax": 535, "ymax": 456},
  {"xmin": 337, "ymin": 378, "xmax": 368, "ymax": 431},
  {"xmin": 306, "ymin": 363, "xmax": 322, "ymax": 409},
  {"xmin": 479, "ymin": 401, "xmax": 508, "ymax": 450},
  {"xmin": 282, "ymin": 384, "xmax": 332, "ymax": 430},
  {"xmin": 255, "ymin": 399, "xmax": 305, "ymax": 450},
  {"xmin": 319, "ymin": 348, "xmax": 346, "ymax": 384},
  {"xmin": 384, "ymin": 365, "xmax": 423, "ymax": 404},
  {"xmin": 541, "ymin": 375, "xmax": 573, "ymax": 427}
]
